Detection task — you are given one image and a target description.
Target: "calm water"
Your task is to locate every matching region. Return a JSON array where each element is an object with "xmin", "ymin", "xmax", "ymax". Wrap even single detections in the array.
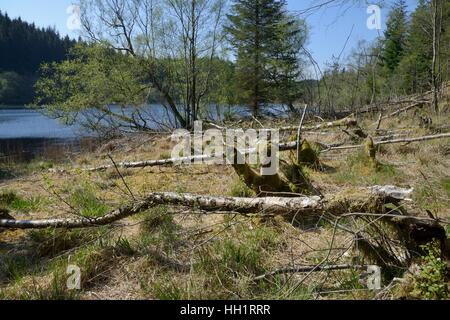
[
  {"xmin": 0, "ymin": 108, "xmax": 84, "ymax": 139},
  {"xmin": 0, "ymin": 105, "xmax": 289, "ymax": 163},
  {"xmin": 0, "ymin": 108, "xmax": 94, "ymax": 163}
]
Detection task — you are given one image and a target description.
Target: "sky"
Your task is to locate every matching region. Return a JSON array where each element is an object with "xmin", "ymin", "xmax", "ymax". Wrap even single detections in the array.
[{"xmin": 0, "ymin": 0, "xmax": 420, "ymax": 71}]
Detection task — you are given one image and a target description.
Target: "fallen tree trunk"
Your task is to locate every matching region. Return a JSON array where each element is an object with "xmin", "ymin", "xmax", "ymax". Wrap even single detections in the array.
[
  {"xmin": 0, "ymin": 186, "xmax": 413, "ymax": 230},
  {"xmin": 83, "ymin": 133, "xmax": 450, "ymax": 172},
  {"xmin": 253, "ymin": 264, "xmax": 367, "ymax": 281},
  {"xmin": 321, "ymin": 133, "xmax": 450, "ymax": 152},
  {"xmin": 371, "ymin": 101, "xmax": 428, "ymax": 128},
  {"xmin": 278, "ymin": 115, "xmax": 358, "ymax": 132},
  {"xmin": 84, "ymin": 154, "xmax": 216, "ymax": 172},
  {"xmin": 383, "ymin": 101, "xmax": 427, "ymax": 119}
]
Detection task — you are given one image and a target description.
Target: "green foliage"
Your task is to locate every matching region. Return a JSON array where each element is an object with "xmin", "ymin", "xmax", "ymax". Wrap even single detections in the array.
[
  {"xmin": 0, "ymin": 72, "xmax": 35, "ymax": 105},
  {"xmin": 381, "ymin": 0, "xmax": 408, "ymax": 73},
  {"xmin": 318, "ymin": 0, "xmax": 450, "ymax": 109},
  {"xmin": 35, "ymin": 43, "xmax": 148, "ymax": 129},
  {"xmin": 412, "ymin": 240, "xmax": 448, "ymax": 300},
  {"xmin": 226, "ymin": 0, "xmax": 308, "ymax": 114},
  {"xmin": 0, "ymin": 11, "xmax": 75, "ymax": 105}
]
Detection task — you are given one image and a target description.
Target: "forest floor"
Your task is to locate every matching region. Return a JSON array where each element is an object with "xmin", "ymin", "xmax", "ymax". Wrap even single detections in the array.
[{"xmin": 0, "ymin": 100, "xmax": 449, "ymax": 300}]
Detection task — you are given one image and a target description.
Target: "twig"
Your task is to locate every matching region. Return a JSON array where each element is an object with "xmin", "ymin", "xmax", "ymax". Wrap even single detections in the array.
[
  {"xmin": 296, "ymin": 105, "xmax": 308, "ymax": 163},
  {"xmin": 107, "ymin": 154, "xmax": 136, "ymax": 200},
  {"xmin": 254, "ymin": 264, "xmax": 366, "ymax": 281}
]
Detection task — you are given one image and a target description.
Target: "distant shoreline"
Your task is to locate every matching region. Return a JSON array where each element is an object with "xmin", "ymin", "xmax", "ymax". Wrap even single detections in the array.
[
  {"xmin": 0, "ymin": 105, "xmax": 28, "ymax": 110},
  {"xmin": 0, "ymin": 105, "xmax": 44, "ymax": 110}
]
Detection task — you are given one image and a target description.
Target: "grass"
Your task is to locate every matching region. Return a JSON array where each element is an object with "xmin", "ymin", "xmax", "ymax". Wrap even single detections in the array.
[
  {"xmin": 228, "ymin": 178, "xmax": 255, "ymax": 197},
  {"xmin": 0, "ymin": 236, "xmax": 118, "ymax": 300},
  {"xmin": 146, "ymin": 221, "xmax": 317, "ymax": 300},
  {"xmin": 0, "ymin": 190, "xmax": 47, "ymax": 213},
  {"xmin": 415, "ymin": 177, "xmax": 450, "ymax": 213},
  {"xmin": 1, "ymin": 108, "xmax": 450, "ymax": 300},
  {"xmin": 137, "ymin": 206, "xmax": 182, "ymax": 255},
  {"xmin": 0, "ymin": 255, "xmax": 35, "ymax": 283},
  {"xmin": 442, "ymin": 178, "xmax": 450, "ymax": 198},
  {"xmin": 28, "ymin": 227, "xmax": 108, "ymax": 258},
  {"xmin": 330, "ymin": 150, "xmax": 403, "ymax": 186},
  {"xmin": 69, "ymin": 184, "xmax": 110, "ymax": 218}
]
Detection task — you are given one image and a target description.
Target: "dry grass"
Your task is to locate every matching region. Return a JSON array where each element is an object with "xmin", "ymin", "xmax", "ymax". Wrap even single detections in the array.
[{"xmin": 0, "ymin": 105, "xmax": 449, "ymax": 300}]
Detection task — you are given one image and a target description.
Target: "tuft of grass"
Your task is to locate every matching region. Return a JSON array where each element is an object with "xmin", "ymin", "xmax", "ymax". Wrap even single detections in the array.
[
  {"xmin": 0, "ymin": 255, "xmax": 34, "ymax": 283},
  {"xmin": 442, "ymin": 178, "xmax": 450, "ymax": 199},
  {"xmin": 415, "ymin": 178, "xmax": 450, "ymax": 212},
  {"xmin": 69, "ymin": 184, "xmax": 110, "ymax": 218},
  {"xmin": 330, "ymin": 150, "xmax": 402, "ymax": 186},
  {"xmin": 137, "ymin": 206, "xmax": 182, "ymax": 254},
  {"xmin": 228, "ymin": 178, "xmax": 255, "ymax": 197},
  {"xmin": 146, "ymin": 223, "xmax": 314, "ymax": 300},
  {"xmin": 187, "ymin": 224, "xmax": 283, "ymax": 299},
  {"xmin": 153, "ymin": 275, "xmax": 184, "ymax": 300},
  {"xmin": 159, "ymin": 152, "xmax": 171, "ymax": 160},
  {"xmin": 28, "ymin": 227, "xmax": 108, "ymax": 258},
  {"xmin": 114, "ymin": 237, "xmax": 136, "ymax": 257},
  {"xmin": 0, "ymin": 190, "xmax": 47, "ymax": 213}
]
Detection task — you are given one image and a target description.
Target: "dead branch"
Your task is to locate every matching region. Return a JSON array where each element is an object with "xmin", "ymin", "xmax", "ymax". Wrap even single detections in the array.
[
  {"xmin": 253, "ymin": 264, "xmax": 367, "ymax": 281},
  {"xmin": 370, "ymin": 101, "xmax": 428, "ymax": 127},
  {"xmin": 279, "ymin": 114, "xmax": 358, "ymax": 132},
  {"xmin": 0, "ymin": 186, "xmax": 413, "ymax": 230},
  {"xmin": 85, "ymin": 154, "xmax": 216, "ymax": 172},
  {"xmin": 321, "ymin": 133, "xmax": 450, "ymax": 152},
  {"xmin": 83, "ymin": 133, "xmax": 450, "ymax": 172}
]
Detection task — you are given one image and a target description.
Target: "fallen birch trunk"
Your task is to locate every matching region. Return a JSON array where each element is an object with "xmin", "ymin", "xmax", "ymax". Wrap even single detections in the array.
[
  {"xmin": 371, "ymin": 101, "xmax": 428, "ymax": 127},
  {"xmin": 0, "ymin": 186, "xmax": 413, "ymax": 230},
  {"xmin": 278, "ymin": 115, "xmax": 357, "ymax": 132},
  {"xmin": 83, "ymin": 133, "xmax": 450, "ymax": 172},
  {"xmin": 84, "ymin": 155, "xmax": 216, "ymax": 172},
  {"xmin": 322, "ymin": 133, "xmax": 450, "ymax": 152},
  {"xmin": 383, "ymin": 101, "xmax": 427, "ymax": 119},
  {"xmin": 253, "ymin": 264, "xmax": 367, "ymax": 281}
]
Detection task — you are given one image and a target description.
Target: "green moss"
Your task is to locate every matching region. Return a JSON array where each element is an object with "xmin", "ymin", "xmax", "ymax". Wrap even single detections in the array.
[
  {"xmin": 364, "ymin": 136, "xmax": 377, "ymax": 167},
  {"xmin": 298, "ymin": 140, "xmax": 320, "ymax": 168}
]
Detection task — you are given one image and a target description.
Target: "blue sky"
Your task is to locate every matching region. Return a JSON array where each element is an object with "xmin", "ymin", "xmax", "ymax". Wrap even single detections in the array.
[{"xmin": 0, "ymin": 0, "xmax": 419, "ymax": 71}]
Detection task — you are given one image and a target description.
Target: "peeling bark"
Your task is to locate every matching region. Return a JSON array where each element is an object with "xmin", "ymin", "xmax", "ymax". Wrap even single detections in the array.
[
  {"xmin": 0, "ymin": 186, "xmax": 414, "ymax": 230},
  {"xmin": 279, "ymin": 115, "xmax": 358, "ymax": 132}
]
